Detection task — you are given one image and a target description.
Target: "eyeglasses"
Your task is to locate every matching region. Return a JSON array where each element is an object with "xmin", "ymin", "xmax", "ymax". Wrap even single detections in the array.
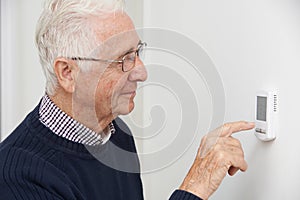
[{"xmin": 70, "ymin": 41, "xmax": 147, "ymax": 72}]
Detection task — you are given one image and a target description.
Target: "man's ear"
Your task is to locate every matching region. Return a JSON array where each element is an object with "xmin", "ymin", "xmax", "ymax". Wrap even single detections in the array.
[{"xmin": 53, "ymin": 58, "xmax": 79, "ymax": 93}]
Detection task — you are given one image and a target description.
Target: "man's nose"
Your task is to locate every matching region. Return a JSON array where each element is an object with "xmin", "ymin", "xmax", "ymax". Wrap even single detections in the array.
[{"xmin": 128, "ymin": 57, "xmax": 147, "ymax": 82}]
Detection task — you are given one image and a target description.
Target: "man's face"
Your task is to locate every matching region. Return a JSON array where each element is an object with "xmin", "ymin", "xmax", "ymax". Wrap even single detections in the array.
[{"xmin": 72, "ymin": 12, "xmax": 147, "ymax": 130}]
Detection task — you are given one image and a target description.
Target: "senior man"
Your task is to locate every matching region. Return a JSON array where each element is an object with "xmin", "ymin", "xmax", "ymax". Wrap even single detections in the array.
[{"xmin": 0, "ymin": 0, "xmax": 254, "ymax": 199}]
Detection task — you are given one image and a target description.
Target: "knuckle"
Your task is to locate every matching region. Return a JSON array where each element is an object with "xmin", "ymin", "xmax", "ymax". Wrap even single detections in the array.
[
  {"xmin": 235, "ymin": 148, "xmax": 245, "ymax": 157},
  {"xmin": 222, "ymin": 123, "xmax": 231, "ymax": 129},
  {"xmin": 231, "ymin": 137, "xmax": 242, "ymax": 147},
  {"xmin": 225, "ymin": 136, "xmax": 242, "ymax": 147}
]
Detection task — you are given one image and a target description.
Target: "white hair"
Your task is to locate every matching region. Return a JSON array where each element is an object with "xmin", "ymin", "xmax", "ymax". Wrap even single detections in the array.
[{"xmin": 35, "ymin": 0, "xmax": 125, "ymax": 95}]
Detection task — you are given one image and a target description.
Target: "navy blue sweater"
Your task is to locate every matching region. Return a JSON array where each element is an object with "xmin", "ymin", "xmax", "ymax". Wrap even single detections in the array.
[{"xmin": 0, "ymin": 104, "xmax": 201, "ymax": 200}]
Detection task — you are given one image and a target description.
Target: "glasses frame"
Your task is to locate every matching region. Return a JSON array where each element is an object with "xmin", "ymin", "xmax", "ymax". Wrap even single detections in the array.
[{"xmin": 70, "ymin": 41, "xmax": 147, "ymax": 72}]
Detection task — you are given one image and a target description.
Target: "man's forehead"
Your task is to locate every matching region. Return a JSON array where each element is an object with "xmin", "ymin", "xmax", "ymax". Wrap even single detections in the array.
[
  {"xmin": 90, "ymin": 12, "xmax": 140, "ymax": 56},
  {"xmin": 90, "ymin": 35, "xmax": 139, "ymax": 60},
  {"xmin": 92, "ymin": 12, "xmax": 138, "ymax": 42}
]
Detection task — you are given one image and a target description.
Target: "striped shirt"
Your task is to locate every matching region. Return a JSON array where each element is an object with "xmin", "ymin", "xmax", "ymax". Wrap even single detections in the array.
[{"xmin": 39, "ymin": 95, "xmax": 115, "ymax": 146}]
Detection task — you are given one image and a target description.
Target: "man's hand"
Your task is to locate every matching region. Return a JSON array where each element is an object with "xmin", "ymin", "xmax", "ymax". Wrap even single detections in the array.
[{"xmin": 179, "ymin": 121, "xmax": 255, "ymax": 200}]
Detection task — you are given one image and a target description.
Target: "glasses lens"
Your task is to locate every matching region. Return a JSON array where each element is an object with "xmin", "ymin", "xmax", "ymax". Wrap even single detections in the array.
[
  {"xmin": 123, "ymin": 52, "xmax": 136, "ymax": 72},
  {"xmin": 122, "ymin": 42, "xmax": 147, "ymax": 72},
  {"xmin": 137, "ymin": 45, "xmax": 145, "ymax": 60}
]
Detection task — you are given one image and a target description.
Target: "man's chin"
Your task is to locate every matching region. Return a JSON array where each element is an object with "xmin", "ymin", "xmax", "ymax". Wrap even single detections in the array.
[{"xmin": 114, "ymin": 102, "xmax": 135, "ymax": 116}]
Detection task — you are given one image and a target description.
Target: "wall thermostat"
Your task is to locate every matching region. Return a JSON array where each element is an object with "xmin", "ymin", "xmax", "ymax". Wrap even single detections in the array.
[{"xmin": 255, "ymin": 91, "xmax": 278, "ymax": 141}]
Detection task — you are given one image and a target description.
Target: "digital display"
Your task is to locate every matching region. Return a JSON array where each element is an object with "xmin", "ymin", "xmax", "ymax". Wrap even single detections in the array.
[{"xmin": 257, "ymin": 96, "xmax": 267, "ymax": 121}]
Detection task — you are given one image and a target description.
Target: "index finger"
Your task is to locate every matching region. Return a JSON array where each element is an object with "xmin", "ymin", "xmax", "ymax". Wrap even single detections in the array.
[{"xmin": 219, "ymin": 121, "xmax": 255, "ymax": 137}]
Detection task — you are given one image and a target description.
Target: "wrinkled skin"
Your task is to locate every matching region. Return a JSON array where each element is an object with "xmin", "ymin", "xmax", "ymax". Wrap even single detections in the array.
[{"xmin": 180, "ymin": 121, "xmax": 255, "ymax": 200}]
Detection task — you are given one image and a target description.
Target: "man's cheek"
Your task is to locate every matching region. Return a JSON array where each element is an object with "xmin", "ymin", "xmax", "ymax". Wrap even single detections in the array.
[{"xmin": 95, "ymin": 83, "xmax": 115, "ymax": 105}]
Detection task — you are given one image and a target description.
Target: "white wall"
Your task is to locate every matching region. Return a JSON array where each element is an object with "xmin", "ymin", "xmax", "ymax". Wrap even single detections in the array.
[
  {"xmin": 1, "ymin": 0, "xmax": 45, "ymax": 140},
  {"xmin": 142, "ymin": 0, "xmax": 300, "ymax": 199}
]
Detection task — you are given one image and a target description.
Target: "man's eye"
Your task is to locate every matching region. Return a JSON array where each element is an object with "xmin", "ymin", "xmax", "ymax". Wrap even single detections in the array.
[{"xmin": 125, "ymin": 53, "xmax": 136, "ymax": 62}]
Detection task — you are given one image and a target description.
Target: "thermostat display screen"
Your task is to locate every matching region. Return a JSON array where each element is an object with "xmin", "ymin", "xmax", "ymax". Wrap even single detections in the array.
[{"xmin": 257, "ymin": 96, "xmax": 267, "ymax": 121}]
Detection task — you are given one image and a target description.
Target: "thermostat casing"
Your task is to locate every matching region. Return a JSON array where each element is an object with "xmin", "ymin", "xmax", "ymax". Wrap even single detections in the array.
[{"xmin": 255, "ymin": 91, "xmax": 278, "ymax": 141}]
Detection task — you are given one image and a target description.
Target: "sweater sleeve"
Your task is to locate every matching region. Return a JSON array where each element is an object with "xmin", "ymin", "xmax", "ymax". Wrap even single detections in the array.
[
  {"xmin": 0, "ymin": 145, "xmax": 79, "ymax": 200},
  {"xmin": 0, "ymin": 161, "xmax": 65, "ymax": 200},
  {"xmin": 0, "ymin": 180, "xmax": 64, "ymax": 200},
  {"xmin": 169, "ymin": 190, "xmax": 203, "ymax": 200}
]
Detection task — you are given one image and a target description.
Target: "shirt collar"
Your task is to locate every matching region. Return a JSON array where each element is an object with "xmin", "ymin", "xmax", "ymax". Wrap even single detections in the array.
[{"xmin": 38, "ymin": 94, "xmax": 115, "ymax": 146}]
